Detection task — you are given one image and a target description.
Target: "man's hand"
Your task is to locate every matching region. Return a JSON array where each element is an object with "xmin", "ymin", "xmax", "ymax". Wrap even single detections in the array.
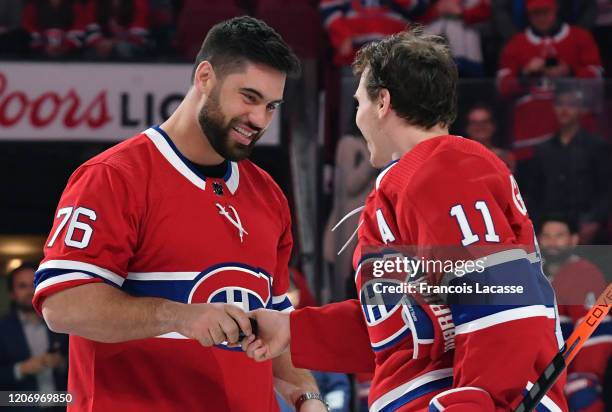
[
  {"xmin": 43, "ymin": 352, "xmax": 64, "ymax": 369},
  {"xmin": 18, "ymin": 355, "xmax": 49, "ymax": 376},
  {"xmin": 242, "ymin": 309, "xmax": 290, "ymax": 361},
  {"xmin": 524, "ymin": 57, "xmax": 546, "ymax": 75},
  {"xmin": 175, "ymin": 303, "xmax": 252, "ymax": 346},
  {"xmin": 544, "ymin": 61, "xmax": 570, "ymax": 78}
]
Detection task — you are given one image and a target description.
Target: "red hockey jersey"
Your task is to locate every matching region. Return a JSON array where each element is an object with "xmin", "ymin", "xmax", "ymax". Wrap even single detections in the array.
[
  {"xmin": 319, "ymin": 0, "xmax": 422, "ymax": 65},
  {"xmin": 33, "ymin": 126, "xmax": 294, "ymax": 411},
  {"xmin": 291, "ymin": 135, "xmax": 567, "ymax": 411}
]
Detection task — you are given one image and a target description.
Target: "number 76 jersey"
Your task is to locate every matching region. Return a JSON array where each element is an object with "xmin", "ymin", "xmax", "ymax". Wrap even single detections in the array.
[
  {"xmin": 353, "ymin": 135, "xmax": 567, "ymax": 411},
  {"xmin": 31, "ymin": 127, "xmax": 293, "ymax": 412}
]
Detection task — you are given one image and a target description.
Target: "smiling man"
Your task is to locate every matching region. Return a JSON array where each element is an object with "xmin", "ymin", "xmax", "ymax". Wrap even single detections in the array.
[
  {"xmin": 31, "ymin": 16, "xmax": 326, "ymax": 412},
  {"xmin": 244, "ymin": 28, "xmax": 568, "ymax": 412}
]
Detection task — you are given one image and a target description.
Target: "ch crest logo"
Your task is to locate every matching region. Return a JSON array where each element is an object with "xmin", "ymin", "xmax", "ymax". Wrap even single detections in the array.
[{"xmin": 188, "ymin": 264, "xmax": 272, "ymax": 312}]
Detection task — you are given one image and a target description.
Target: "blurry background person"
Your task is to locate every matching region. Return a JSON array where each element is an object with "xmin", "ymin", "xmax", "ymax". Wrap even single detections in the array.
[
  {"xmin": 319, "ymin": 0, "xmax": 425, "ymax": 67},
  {"xmin": 21, "ymin": 0, "xmax": 88, "ymax": 59},
  {"xmin": 528, "ymin": 87, "xmax": 611, "ymax": 243},
  {"xmin": 0, "ymin": 264, "xmax": 68, "ymax": 412},
  {"xmin": 464, "ymin": 102, "xmax": 516, "ymax": 171},
  {"xmin": 496, "ymin": 0, "xmax": 603, "ymax": 161},
  {"xmin": 537, "ymin": 215, "xmax": 610, "ymax": 412},
  {"xmin": 421, "ymin": 0, "xmax": 491, "ymax": 77},
  {"xmin": 83, "ymin": 0, "xmax": 152, "ymax": 61},
  {"xmin": 492, "ymin": 0, "xmax": 598, "ymax": 42},
  {"xmin": 323, "ymin": 133, "xmax": 377, "ymax": 301}
]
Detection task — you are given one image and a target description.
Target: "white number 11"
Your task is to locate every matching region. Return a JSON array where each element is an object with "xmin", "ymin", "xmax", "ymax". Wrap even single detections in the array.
[{"xmin": 450, "ymin": 201, "xmax": 500, "ymax": 246}]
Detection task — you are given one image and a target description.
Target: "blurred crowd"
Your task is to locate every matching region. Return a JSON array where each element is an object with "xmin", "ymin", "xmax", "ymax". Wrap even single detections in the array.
[
  {"xmin": 0, "ymin": 2, "xmax": 611, "ymax": 410},
  {"xmin": 0, "ymin": 1, "xmax": 609, "ymax": 69}
]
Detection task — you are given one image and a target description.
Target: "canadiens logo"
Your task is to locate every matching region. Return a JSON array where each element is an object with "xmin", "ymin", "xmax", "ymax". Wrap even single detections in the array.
[
  {"xmin": 188, "ymin": 263, "xmax": 272, "ymax": 310},
  {"xmin": 359, "ymin": 275, "xmax": 411, "ymax": 352},
  {"xmin": 188, "ymin": 264, "xmax": 272, "ymax": 350}
]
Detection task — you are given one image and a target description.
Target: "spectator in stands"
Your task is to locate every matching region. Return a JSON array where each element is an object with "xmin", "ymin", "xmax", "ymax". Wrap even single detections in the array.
[
  {"xmin": 0, "ymin": 0, "xmax": 29, "ymax": 57},
  {"xmin": 83, "ymin": 0, "xmax": 152, "ymax": 61},
  {"xmin": 323, "ymin": 133, "xmax": 377, "ymax": 301},
  {"xmin": 464, "ymin": 103, "xmax": 515, "ymax": 171},
  {"xmin": 496, "ymin": 0, "xmax": 603, "ymax": 160},
  {"xmin": 21, "ymin": 0, "xmax": 88, "ymax": 59},
  {"xmin": 493, "ymin": 0, "xmax": 598, "ymax": 42},
  {"xmin": 497, "ymin": 0, "xmax": 602, "ymax": 99},
  {"xmin": 528, "ymin": 87, "xmax": 611, "ymax": 244},
  {"xmin": 319, "ymin": 0, "xmax": 426, "ymax": 66},
  {"xmin": 537, "ymin": 215, "xmax": 610, "ymax": 412},
  {"xmin": 0, "ymin": 264, "xmax": 68, "ymax": 412},
  {"xmin": 420, "ymin": 0, "xmax": 491, "ymax": 76}
]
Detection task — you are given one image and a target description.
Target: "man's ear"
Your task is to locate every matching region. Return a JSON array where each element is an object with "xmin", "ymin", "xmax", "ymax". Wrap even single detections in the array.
[
  {"xmin": 377, "ymin": 88, "xmax": 391, "ymax": 118},
  {"xmin": 193, "ymin": 61, "xmax": 216, "ymax": 95},
  {"xmin": 570, "ymin": 233, "xmax": 579, "ymax": 247}
]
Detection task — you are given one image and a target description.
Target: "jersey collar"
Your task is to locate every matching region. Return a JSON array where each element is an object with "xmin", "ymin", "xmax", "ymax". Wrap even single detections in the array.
[{"xmin": 144, "ymin": 126, "xmax": 240, "ymax": 194}]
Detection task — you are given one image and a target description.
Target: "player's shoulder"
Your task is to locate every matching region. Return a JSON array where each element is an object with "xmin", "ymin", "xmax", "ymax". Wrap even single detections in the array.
[
  {"xmin": 378, "ymin": 135, "xmax": 506, "ymax": 195},
  {"xmin": 567, "ymin": 24, "xmax": 594, "ymax": 40},
  {"xmin": 238, "ymin": 159, "xmax": 288, "ymax": 205},
  {"xmin": 76, "ymin": 132, "xmax": 153, "ymax": 180},
  {"xmin": 506, "ymin": 30, "xmax": 529, "ymax": 47}
]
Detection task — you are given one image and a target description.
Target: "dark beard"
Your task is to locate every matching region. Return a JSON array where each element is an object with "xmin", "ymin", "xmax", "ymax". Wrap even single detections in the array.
[
  {"xmin": 15, "ymin": 300, "xmax": 35, "ymax": 313},
  {"xmin": 542, "ymin": 248, "xmax": 573, "ymax": 266},
  {"xmin": 197, "ymin": 88, "xmax": 261, "ymax": 161}
]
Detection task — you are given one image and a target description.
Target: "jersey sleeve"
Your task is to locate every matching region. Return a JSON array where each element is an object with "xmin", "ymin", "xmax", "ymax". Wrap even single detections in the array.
[
  {"xmin": 572, "ymin": 28, "xmax": 603, "ymax": 78},
  {"xmin": 496, "ymin": 36, "xmax": 525, "ymax": 98},
  {"xmin": 33, "ymin": 163, "xmax": 140, "ymax": 315},
  {"xmin": 290, "ymin": 299, "xmax": 376, "ymax": 374},
  {"xmin": 270, "ymin": 186, "xmax": 294, "ymax": 313},
  {"xmin": 392, "ymin": 152, "xmax": 566, "ymax": 410}
]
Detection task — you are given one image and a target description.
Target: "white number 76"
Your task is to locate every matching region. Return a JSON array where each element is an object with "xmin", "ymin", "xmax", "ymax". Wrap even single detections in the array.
[{"xmin": 47, "ymin": 206, "xmax": 97, "ymax": 249}]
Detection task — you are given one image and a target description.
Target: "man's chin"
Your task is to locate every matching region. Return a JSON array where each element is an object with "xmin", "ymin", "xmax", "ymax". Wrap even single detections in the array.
[
  {"xmin": 16, "ymin": 304, "xmax": 35, "ymax": 313},
  {"xmin": 224, "ymin": 145, "xmax": 253, "ymax": 162}
]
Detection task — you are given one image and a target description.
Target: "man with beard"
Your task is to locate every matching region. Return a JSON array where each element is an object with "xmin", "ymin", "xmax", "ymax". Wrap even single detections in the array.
[
  {"xmin": 0, "ymin": 264, "xmax": 68, "ymax": 412},
  {"xmin": 538, "ymin": 215, "xmax": 610, "ymax": 412},
  {"xmin": 31, "ymin": 16, "xmax": 325, "ymax": 412}
]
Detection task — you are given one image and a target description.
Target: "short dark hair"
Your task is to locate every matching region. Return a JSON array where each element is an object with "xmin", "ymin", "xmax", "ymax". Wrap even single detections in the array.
[
  {"xmin": 352, "ymin": 27, "xmax": 458, "ymax": 129},
  {"xmin": 192, "ymin": 16, "xmax": 301, "ymax": 83},
  {"xmin": 6, "ymin": 263, "xmax": 37, "ymax": 293},
  {"xmin": 539, "ymin": 214, "xmax": 578, "ymax": 235}
]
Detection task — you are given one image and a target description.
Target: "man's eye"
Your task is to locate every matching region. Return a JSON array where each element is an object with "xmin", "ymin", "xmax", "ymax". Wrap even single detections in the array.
[
  {"xmin": 244, "ymin": 94, "xmax": 256, "ymax": 103},
  {"xmin": 266, "ymin": 103, "xmax": 278, "ymax": 112}
]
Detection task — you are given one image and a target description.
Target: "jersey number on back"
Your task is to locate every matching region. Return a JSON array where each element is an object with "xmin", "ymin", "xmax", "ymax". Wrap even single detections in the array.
[
  {"xmin": 47, "ymin": 206, "xmax": 97, "ymax": 249},
  {"xmin": 450, "ymin": 201, "xmax": 500, "ymax": 246}
]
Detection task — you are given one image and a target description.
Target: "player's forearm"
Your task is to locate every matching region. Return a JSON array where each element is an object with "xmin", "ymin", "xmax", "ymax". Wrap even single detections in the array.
[
  {"xmin": 290, "ymin": 300, "xmax": 376, "ymax": 373},
  {"xmin": 42, "ymin": 283, "xmax": 182, "ymax": 343},
  {"xmin": 273, "ymin": 352, "xmax": 319, "ymax": 404}
]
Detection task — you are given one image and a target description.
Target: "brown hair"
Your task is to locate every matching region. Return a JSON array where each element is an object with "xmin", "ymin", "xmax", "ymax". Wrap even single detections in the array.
[{"xmin": 352, "ymin": 27, "xmax": 458, "ymax": 129}]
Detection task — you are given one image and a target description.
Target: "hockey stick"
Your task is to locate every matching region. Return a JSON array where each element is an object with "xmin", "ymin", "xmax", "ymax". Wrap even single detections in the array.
[{"xmin": 514, "ymin": 283, "xmax": 612, "ymax": 412}]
